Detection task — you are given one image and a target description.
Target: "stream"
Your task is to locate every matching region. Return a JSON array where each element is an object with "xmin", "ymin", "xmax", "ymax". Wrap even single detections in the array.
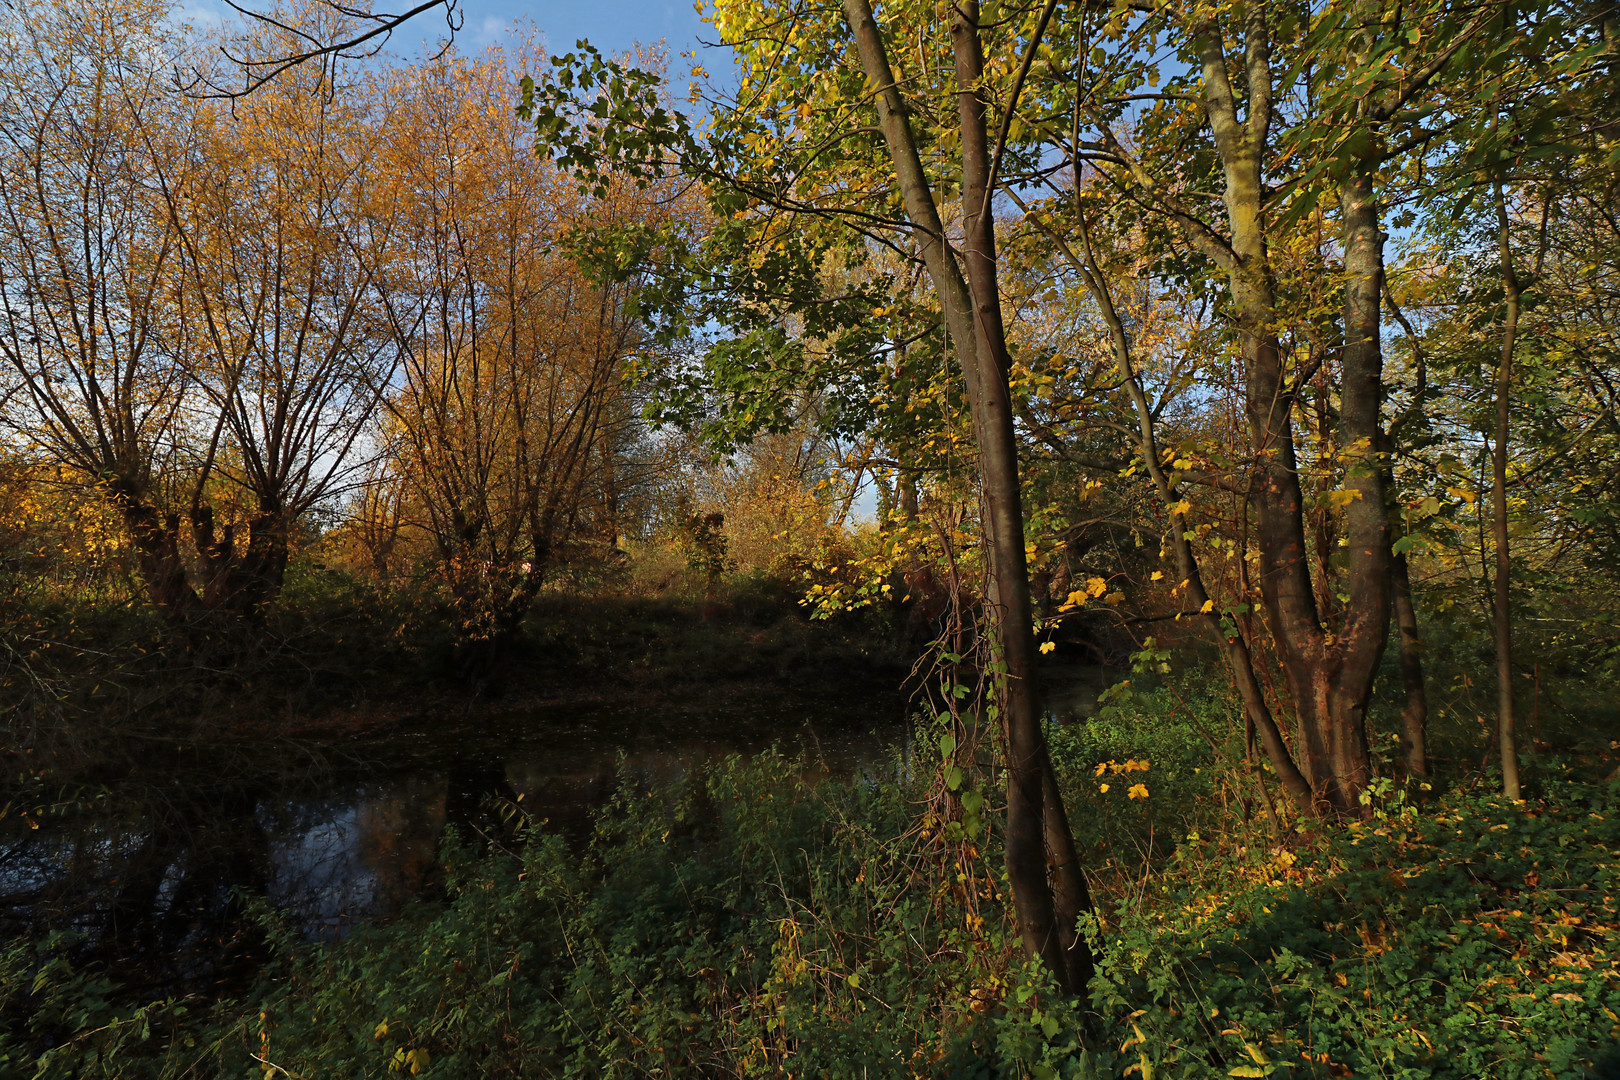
[
  {"xmin": 0, "ymin": 680, "xmax": 914, "ymax": 993},
  {"xmin": 0, "ymin": 668, "xmax": 1108, "ymax": 994}
]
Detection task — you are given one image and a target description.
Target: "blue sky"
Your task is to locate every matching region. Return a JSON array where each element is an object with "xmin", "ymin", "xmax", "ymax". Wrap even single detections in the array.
[
  {"xmin": 460, "ymin": 0, "xmax": 712, "ymax": 57},
  {"xmin": 182, "ymin": 0, "xmax": 716, "ymax": 68}
]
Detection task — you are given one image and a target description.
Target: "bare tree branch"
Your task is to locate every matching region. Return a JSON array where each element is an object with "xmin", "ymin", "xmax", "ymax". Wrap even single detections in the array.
[{"xmin": 181, "ymin": 0, "xmax": 460, "ymax": 100}]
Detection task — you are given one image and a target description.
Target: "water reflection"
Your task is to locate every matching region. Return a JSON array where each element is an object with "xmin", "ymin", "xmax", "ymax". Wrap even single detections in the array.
[
  {"xmin": 259, "ymin": 774, "xmax": 447, "ymax": 939},
  {"xmin": 0, "ymin": 682, "xmax": 909, "ymax": 988}
]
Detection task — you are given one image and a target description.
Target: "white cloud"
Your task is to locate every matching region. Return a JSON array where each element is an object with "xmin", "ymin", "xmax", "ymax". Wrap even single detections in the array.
[{"xmin": 475, "ymin": 14, "xmax": 507, "ymax": 45}]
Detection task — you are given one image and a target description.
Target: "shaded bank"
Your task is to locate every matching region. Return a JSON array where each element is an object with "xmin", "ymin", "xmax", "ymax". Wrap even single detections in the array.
[{"xmin": 1, "ymin": 680, "xmax": 913, "ymax": 998}]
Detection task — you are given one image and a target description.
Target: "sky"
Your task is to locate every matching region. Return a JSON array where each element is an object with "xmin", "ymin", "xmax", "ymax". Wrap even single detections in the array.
[
  {"xmin": 182, "ymin": 0, "xmax": 717, "ymax": 68},
  {"xmin": 460, "ymin": 0, "xmax": 712, "ymax": 58}
]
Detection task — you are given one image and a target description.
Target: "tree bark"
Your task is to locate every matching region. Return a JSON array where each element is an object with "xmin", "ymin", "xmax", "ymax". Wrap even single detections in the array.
[
  {"xmin": 1331, "ymin": 159, "xmax": 1391, "ymax": 807},
  {"xmin": 842, "ymin": 0, "xmax": 1092, "ymax": 992},
  {"xmin": 1383, "ymin": 276, "xmax": 1432, "ymax": 779}
]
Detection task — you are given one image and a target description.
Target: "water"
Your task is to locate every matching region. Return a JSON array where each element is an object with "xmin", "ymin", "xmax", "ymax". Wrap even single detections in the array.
[{"xmin": 0, "ymin": 681, "xmax": 912, "ymax": 993}]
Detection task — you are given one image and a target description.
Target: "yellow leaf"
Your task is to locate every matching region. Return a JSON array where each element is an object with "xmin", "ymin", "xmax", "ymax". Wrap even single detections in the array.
[
  {"xmin": 1039, "ymin": 641, "xmax": 1056, "ymax": 654},
  {"xmin": 1128, "ymin": 783, "xmax": 1149, "ymax": 800}
]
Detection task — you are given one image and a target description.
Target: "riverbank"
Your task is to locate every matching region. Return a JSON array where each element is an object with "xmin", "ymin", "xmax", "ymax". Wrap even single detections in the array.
[
  {"xmin": 1, "ymin": 571, "xmax": 918, "ymax": 789},
  {"xmin": 0, "ymin": 575, "xmax": 925, "ymax": 1005},
  {"xmin": 6, "ymin": 681, "xmax": 1619, "ymax": 1079}
]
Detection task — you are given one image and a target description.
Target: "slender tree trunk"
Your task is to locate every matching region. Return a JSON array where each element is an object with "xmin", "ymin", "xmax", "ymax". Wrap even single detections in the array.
[
  {"xmin": 842, "ymin": 0, "xmax": 1091, "ymax": 992},
  {"xmin": 1383, "ymin": 277, "xmax": 1433, "ymax": 778},
  {"xmin": 899, "ymin": 471, "xmax": 920, "ymax": 522},
  {"xmin": 1022, "ymin": 198, "xmax": 1314, "ymax": 805},
  {"xmin": 1492, "ymin": 178, "xmax": 1522, "ymax": 800},
  {"xmin": 1390, "ymin": 546, "xmax": 1429, "ymax": 777},
  {"xmin": 1331, "ymin": 159, "xmax": 1392, "ymax": 808},
  {"xmin": 950, "ymin": 0, "xmax": 1091, "ymax": 992}
]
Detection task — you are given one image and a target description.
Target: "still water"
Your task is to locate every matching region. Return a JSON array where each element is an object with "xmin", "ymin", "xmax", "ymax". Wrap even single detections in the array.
[{"xmin": 0, "ymin": 682, "xmax": 912, "ymax": 992}]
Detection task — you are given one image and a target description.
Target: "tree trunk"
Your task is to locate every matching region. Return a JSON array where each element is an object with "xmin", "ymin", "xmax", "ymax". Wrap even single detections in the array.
[
  {"xmin": 1391, "ymin": 543, "xmax": 1429, "ymax": 777},
  {"xmin": 233, "ymin": 511, "xmax": 292, "ymax": 617},
  {"xmin": 115, "ymin": 493, "xmax": 205, "ymax": 627},
  {"xmin": 950, "ymin": 0, "xmax": 1092, "ymax": 992},
  {"xmin": 1330, "ymin": 159, "xmax": 1391, "ymax": 808},
  {"xmin": 842, "ymin": 0, "xmax": 1091, "ymax": 992},
  {"xmin": 1382, "ymin": 279, "xmax": 1432, "ymax": 780},
  {"xmin": 1492, "ymin": 178, "xmax": 1522, "ymax": 800},
  {"xmin": 1185, "ymin": 20, "xmax": 1391, "ymax": 814}
]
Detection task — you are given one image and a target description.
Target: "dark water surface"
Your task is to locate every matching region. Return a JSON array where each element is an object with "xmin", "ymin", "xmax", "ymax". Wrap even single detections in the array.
[
  {"xmin": 0, "ymin": 680, "xmax": 914, "ymax": 993},
  {"xmin": 1, "ymin": 665, "xmax": 1113, "ymax": 994}
]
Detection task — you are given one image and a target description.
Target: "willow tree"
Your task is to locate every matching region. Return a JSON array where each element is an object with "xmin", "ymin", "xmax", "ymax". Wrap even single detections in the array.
[
  {"xmin": 0, "ymin": 0, "xmax": 202, "ymax": 621},
  {"xmin": 0, "ymin": 0, "xmax": 395, "ymax": 628},
  {"xmin": 372, "ymin": 42, "xmax": 657, "ymax": 680},
  {"xmin": 163, "ymin": 17, "xmax": 394, "ymax": 617}
]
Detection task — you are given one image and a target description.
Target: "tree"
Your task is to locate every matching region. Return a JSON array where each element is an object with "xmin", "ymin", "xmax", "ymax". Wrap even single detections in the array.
[
  {"xmin": 162, "ymin": 16, "xmax": 395, "ymax": 617},
  {"xmin": 524, "ymin": 0, "xmax": 1095, "ymax": 989},
  {"xmin": 0, "ymin": 0, "xmax": 399, "ymax": 631},
  {"xmin": 0, "ymin": 0, "xmax": 208, "ymax": 624},
  {"xmin": 996, "ymin": 0, "xmax": 1551, "ymax": 812},
  {"xmin": 1398, "ymin": 5, "xmax": 1618, "ymax": 793},
  {"xmin": 372, "ymin": 41, "xmax": 661, "ymax": 680}
]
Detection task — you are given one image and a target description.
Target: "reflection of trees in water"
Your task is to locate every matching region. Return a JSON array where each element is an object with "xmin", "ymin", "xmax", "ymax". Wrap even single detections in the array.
[
  {"xmin": 0, "ymin": 783, "xmax": 273, "ymax": 993},
  {"xmin": 0, "ymin": 763, "xmax": 519, "ymax": 981},
  {"xmin": 0, "ymin": 688, "xmax": 912, "ymax": 992},
  {"xmin": 356, "ymin": 778, "xmax": 448, "ymax": 917},
  {"xmin": 0, "ymin": 770, "xmax": 461, "ymax": 988},
  {"xmin": 260, "ymin": 774, "xmax": 448, "ymax": 937}
]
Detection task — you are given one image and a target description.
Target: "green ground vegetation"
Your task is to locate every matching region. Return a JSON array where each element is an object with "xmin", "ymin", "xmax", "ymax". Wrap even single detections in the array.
[{"xmin": 5, "ymin": 677, "xmax": 1617, "ymax": 1079}]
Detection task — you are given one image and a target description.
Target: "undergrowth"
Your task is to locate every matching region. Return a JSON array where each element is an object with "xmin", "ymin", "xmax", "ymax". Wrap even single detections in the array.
[{"xmin": 4, "ymin": 686, "xmax": 1619, "ymax": 1078}]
